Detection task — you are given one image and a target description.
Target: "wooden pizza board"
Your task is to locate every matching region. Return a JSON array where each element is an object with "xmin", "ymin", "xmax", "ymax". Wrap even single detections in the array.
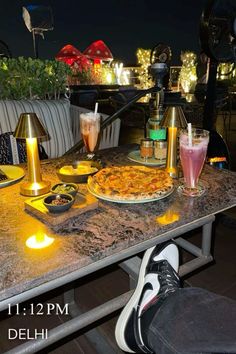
[{"xmin": 24, "ymin": 191, "xmax": 98, "ymax": 227}]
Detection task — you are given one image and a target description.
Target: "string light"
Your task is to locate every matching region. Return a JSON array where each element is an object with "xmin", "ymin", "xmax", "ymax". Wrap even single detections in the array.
[
  {"xmin": 114, "ymin": 62, "xmax": 123, "ymax": 85},
  {"xmin": 217, "ymin": 62, "xmax": 235, "ymax": 80},
  {"xmin": 136, "ymin": 48, "xmax": 153, "ymax": 89},
  {"xmin": 179, "ymin": 51, "xmax": 197, "ymax": 93}
]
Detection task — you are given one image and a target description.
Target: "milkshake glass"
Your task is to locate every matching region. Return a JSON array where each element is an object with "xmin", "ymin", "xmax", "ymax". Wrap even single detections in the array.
[
  {"xmin": 80, "ymin": 112, "xmax": 101, "ymax": 158},
  {"xmin": 178, "ymin": 128, "xmax": 209, "ymax": 197}
]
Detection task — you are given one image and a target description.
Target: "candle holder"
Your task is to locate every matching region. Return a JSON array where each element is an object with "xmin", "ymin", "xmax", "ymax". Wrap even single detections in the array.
[
  {"xmin": 160, "ymin": 106, "xmax": 187, "ymax": 178},
  {"xmin": 13, "ymin": 113, "xmax": 51, "ymax": 196}
]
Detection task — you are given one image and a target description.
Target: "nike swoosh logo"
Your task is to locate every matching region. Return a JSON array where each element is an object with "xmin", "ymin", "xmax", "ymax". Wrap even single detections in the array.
[{"xmin": 138, "ymin": 273, "xmax": 160, "ymax": 316}]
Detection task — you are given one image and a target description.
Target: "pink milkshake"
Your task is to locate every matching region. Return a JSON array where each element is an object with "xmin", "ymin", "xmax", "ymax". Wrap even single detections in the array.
[{"xmin": 179, "ymin": 129, "xmax": 209, "ymax": 196}]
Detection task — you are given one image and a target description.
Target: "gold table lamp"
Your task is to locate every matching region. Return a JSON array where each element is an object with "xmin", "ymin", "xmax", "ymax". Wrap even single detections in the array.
[
  {"xmin": 160, "ymin": 106, "xmax": 187, "ymax": 178},
  {"xmin": 13, "ymin": 113, "xmax": 51, "ymax": 196}
]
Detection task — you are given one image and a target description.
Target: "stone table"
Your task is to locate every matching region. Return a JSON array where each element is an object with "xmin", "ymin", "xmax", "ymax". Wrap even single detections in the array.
[{"xmin": 1, "ymin": 144, "xmax": 236, "ymax": 305}]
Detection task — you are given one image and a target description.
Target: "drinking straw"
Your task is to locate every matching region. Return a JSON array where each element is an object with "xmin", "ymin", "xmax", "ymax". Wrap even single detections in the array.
[
  {"xmin": 94, "ymin": 102, "xmax": 98, "ymax": 115},
  {"xmin": 187, "ymin": 122, "xmax": 192, "ymax": 147}
]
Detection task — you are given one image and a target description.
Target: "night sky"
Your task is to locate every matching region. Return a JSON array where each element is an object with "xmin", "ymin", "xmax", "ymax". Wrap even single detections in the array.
[{"xmin": 1, "ymin": 0, "xmax": 207, "ymax": 65}]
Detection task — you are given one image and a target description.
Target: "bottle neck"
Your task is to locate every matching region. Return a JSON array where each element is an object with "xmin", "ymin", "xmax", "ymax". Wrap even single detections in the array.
[
  {"xmin": 149, "ymin": 90, "xmax": 164, "ymax": 121},
  {"xmin": 149, "ymin": 108, "xmax": 163, "ymax": 121}
]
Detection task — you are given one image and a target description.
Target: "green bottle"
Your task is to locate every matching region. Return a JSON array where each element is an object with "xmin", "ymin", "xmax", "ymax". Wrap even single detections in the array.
[{"xmin": 146, "ymin": 91, "xmax": 166, "ymax": 140}]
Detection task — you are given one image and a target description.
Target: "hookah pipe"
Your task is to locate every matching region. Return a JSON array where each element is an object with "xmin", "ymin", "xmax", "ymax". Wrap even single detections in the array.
[{"xmin": 64, "ymin": 63, "xmax": 168, "ymax": 156}]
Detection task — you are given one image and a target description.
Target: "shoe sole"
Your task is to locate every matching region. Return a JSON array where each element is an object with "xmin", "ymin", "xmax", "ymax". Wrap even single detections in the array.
[{"xmin": 115, "ymin": 245, "xmax": 156, "ymax": 353}]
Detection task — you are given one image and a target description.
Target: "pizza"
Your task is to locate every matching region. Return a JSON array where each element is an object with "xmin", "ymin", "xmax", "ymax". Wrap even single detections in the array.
[{"xmin": 87, "ymin": 165, "xmax": 173, "ymax": 201}]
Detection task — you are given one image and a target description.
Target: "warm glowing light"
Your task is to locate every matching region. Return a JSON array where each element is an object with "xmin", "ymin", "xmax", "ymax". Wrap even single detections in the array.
[
  {"xmin": 100, "ymin": 65, "xmax": 115, "ymax": 84},
  {"xmin": 26, "ymin": 137, "xmax": 37, "ymax": 147},
  {"xmin": 190, "ymin": 73, "xmax": 197, "ymax": 81},
  {"xmin": 113, "ymin": 64, "xmax": 131, "ymax": 85},
  {"xmin": 166, "ymin": 126, "xmax": 178, "ymax": 177},
  {"xmin": 106, "ymin": 72, "xmax": 113, "ymax": 84},
  {"xmin": 136, "ymin": 48, "xmax": 152, "ymax": 89},
  {"xmin": 114, "ymin": 62, "xmax": 123, "ymax": 85},
  {"xmin": 179, "ymin": 51, "xmax": 197, "ymax": 93},
  {"xmin": 28, "ymin": 182, "xmax": 42, "ymax": 189},
  {"xmin": 122, "ymin": 70, "xmax": 130, "ymax": 85},
  {"xmin": 94, "ymin": 58, "xmax": 101, "ymax": 65},
  {"xmin": 26, "ymin": 233, "xmax": 54, "ymax": 249},
  {"xmin": 185, "ymin": 93, "xmax": 193, "ymax": 102},
  {"xmin": 156, "ymin": 210, "xmax": 180, "ymax": 225},
  {"xmin": 208, "ymin": 157, "xmax": 226, "ymax": 163},
  {"xmin": 217, "ymin": 62, "xmax": 235, "ymax": 80}
]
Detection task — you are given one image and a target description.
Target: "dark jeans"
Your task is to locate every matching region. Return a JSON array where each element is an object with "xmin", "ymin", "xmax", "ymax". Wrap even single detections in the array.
[{"xmin": 148, "ymin": 287, "xmax": 236, "ymax": 354}]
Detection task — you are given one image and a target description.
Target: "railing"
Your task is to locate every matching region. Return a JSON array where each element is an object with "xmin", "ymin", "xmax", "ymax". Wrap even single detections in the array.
[{"xmin": 64, "ymin": 85, "xmax": 161, "ymax": 155}]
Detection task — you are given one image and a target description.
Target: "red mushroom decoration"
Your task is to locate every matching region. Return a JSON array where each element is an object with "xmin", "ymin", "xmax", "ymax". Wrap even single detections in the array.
[
  {"xmin": 55, "ymin": 44, "xmax": 82, "ymax": 66},
  {"xmin": 72, "ymin": 54, "xmax": 92, "ymax": 72},
  {"xmin": 83, "ymin": 40, "xmax": 113, "ymax": 64}
]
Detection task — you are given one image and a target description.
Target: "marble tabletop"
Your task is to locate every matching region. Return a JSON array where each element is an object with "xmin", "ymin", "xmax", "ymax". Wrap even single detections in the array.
[{"xmin": 1, "ymin": 144, "xmax": 236, "ymax": 303}]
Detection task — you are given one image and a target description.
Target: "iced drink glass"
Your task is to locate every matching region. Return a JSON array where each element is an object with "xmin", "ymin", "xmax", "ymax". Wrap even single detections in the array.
[
  {"xmin": 80, "ymin": 112, "xmax": 101, "ymax": 158},
  {"xmin": 178, "ymin": 128, "xmax": 209, "ymax": 197}
]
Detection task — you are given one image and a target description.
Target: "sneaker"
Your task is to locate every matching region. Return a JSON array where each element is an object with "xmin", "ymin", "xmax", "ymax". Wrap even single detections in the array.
[{"xmin": 115, "ymin": 241, "xmax": 180, "ymax": 353}]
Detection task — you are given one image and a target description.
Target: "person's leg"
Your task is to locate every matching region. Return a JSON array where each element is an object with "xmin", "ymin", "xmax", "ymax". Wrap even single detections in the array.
[
  {"xmin": 115, "ymin": 241, "xmax": 236, "ymax": 354},
  {"xmin": 115, "ymin": 241, "xmax": 180, "ymax": 353},
  {"xmin": 148, "ymin": 287, "xmax": 236, "ymax": 354}
]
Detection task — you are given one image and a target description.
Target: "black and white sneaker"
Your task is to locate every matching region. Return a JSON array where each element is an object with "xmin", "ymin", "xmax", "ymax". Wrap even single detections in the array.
[{"xmin": 115, "ymin": 241, "xmax": 180, "ymax": 353}]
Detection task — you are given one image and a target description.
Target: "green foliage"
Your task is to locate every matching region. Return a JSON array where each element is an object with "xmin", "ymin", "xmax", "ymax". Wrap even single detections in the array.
[
  {"xmin": 0, "ymin": 57, "xmax": 72, "ymax": 100},
  {"xmin": 74, "ymin": 66, "xmax": 96, "ymax": 85}
]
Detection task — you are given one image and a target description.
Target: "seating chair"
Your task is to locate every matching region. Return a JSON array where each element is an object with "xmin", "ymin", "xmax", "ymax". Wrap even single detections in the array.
[{"xmin": 0, "ymin": 99, "xmax": 121, "ymax": 160}]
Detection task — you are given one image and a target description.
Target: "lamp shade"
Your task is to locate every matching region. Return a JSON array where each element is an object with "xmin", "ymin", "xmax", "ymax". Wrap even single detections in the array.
[
  {"xmin": 160, "ymin": 106, "xmax": 187, "ymax": 128},
  {"xmin": 13, "ymin": 113, "xmax": 47, "ymax": 139}
]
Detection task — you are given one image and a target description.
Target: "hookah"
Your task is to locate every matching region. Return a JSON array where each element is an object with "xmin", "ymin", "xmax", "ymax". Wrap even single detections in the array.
[{"xmin": 65, "ymin": 47, "xmax": 169, "ymax": 156}]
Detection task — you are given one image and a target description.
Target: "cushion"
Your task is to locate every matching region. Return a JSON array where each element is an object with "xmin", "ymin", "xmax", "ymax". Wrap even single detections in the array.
[
  {"xmin": 0, "ymin": 99, "xmax": 74, "ymax": 158},
  {"xmin": 0, "ymin": 132, "xmax": 27, "ymax": 164},
  {"xmin": 0, "ymin": 132, "xmax": 48, "ymax": 165}
]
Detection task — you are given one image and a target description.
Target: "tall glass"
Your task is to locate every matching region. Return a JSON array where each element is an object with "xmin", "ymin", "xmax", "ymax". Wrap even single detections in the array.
[
  {"xmin": 178, "ymin": 128, "xmax": 209, "ymax": 197},
  {"xmin": 80, "ymin": 112, "xmax": 101, "ymax": 159}
]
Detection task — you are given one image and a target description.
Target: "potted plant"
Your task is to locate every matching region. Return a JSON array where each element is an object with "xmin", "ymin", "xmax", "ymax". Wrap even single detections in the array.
[
  {"xmin": 0, "ymin": 57, "xmax": 75, "ymax": 159},
  {"xmin": 0, "ymin": 57, "xmax": 71, "ymax": 100}
]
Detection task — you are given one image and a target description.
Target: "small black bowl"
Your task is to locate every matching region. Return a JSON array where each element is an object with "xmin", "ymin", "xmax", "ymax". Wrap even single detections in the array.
[
  {"xmin": 51, "ymin": 183, "xmax": 78, "ymax": 197},
  {"xmin": 43, "ymin": 193, "xmax": 74, "ymax": 213}
]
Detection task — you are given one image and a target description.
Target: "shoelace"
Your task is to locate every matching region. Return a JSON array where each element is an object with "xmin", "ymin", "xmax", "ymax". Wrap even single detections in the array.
[{"xmin": 157, "ymin": 260, "xmax": 180, "ymax": 296}]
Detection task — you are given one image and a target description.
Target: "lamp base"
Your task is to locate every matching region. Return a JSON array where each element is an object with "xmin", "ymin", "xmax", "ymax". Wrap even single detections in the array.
[
  {"xmin": 166, "ymin": 166, "xmax": 178, "ymax": 179},
  {"xmin": 20, "ymin": 180, "xmax": 51, "ymax": 196}
]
